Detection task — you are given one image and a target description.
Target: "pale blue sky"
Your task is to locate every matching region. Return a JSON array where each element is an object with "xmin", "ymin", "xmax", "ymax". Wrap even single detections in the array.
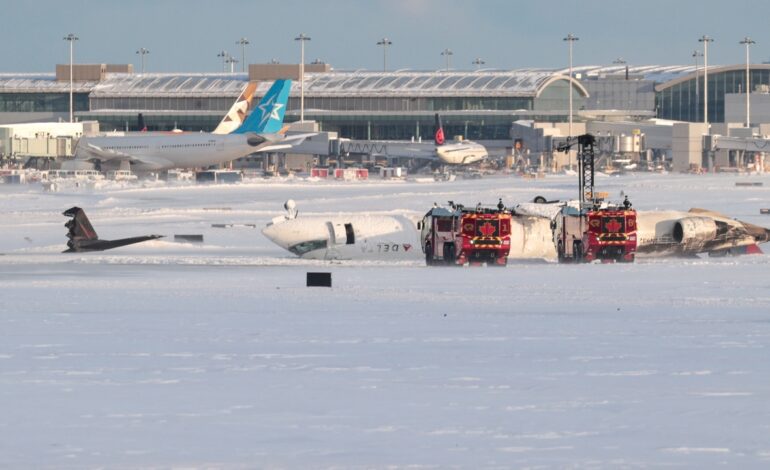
[{"xmin": 2, "ymin": 0, "xmax": 769, "ymax": 73}]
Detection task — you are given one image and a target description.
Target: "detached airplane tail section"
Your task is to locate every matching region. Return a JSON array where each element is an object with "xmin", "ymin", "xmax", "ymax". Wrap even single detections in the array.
[
  {"xmin": 64, "ymin": 207, "xmax": 99, "ymax": 245},
  {"xmin": 434, "ymin": 113, "xmax": 445, "ymax": 146},
  {"xmin": 232, "ymin": 79, "xmax": 292, "ymax": 135},
  {"xmin": 212, "ymin": 81, "xmax": 259, "ymax": 135},
  {"xmin": 63, "ymin": 207, "xmax": 162, "ymax": 253}
]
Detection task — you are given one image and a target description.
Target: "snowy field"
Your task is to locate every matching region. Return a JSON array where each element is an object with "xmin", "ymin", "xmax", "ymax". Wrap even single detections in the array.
[{"xmin": 1, "ymin": 173, "xmax": 770, "ymax": 468}]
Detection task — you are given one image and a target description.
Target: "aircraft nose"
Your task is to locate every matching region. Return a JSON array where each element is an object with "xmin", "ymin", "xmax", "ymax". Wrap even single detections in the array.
[{"xmin": 262, "ymin": 222, "xmax": 292, "ymax": 249}]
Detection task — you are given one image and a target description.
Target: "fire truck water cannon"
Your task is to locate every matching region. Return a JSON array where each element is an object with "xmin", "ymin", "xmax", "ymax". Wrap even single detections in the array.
[{"xmin": 420, "ymin": 198, "xmax": 513, "ymax": 266}]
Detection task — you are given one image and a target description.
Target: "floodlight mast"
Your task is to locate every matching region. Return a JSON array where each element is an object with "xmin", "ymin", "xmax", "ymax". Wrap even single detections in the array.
[
  {"xmin": 698, "ymin": 35, "xmax": 713, "ymax": 125},
  {"xmin": 64, "ymin": 33, "xmax": 79, "ymax": 123},
  {"xmin": 295, "ymin": 33, "xmax": 311, "ymax": 122},
  {"xmin": 377, "ymin": 38, "xmax": 392, "ymax": 72},
  {"xmin": 740, "ymin": 37, "xmax": 755, "ymax": 127}
]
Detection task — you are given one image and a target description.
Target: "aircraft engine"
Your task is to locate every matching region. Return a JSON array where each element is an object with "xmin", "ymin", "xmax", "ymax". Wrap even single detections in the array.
[
  {"xmin": 673, "ymin": 216, "xmax": 718, "ymax": 247},
  {"xmin": 246, "ymin": 134, "xmax": 267, "ymax": 147}
]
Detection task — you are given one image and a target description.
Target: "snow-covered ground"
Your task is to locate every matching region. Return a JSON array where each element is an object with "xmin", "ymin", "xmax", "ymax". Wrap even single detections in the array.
[{"xmin": 1, "ymin": 173, "xmax": 769, "ymax": 468}]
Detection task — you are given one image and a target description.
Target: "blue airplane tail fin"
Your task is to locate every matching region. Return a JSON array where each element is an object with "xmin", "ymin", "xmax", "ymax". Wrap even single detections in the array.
[{"xmin": 233, "ymin": 79, "xmax": 292, "ymax": 134}]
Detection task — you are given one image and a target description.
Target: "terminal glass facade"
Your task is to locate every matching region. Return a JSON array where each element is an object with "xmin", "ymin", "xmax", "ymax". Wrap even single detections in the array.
[
  {"xmin": 90, "ymin": 96, "xmax": 235, "ymax": 112},
  {"xmin": 0, "ymin": 93, "xmax": 88, "ymax": 112},
  {"xmin": 307, "ymin": 114, "xmax": 553, "ymax": 141},
  {"xmin": 656, "ymin": 68, "xmax": 770, "ymax": 122},
  {"xmin": 88, "ymin": 113, "xmax": 223, "ymax": 132},
  {"xmin": 297, "ymin": 96, "xmax": 534, "ymax": 112}
]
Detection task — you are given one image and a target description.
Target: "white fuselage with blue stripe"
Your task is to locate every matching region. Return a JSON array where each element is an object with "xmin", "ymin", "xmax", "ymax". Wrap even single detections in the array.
[{"xmin": 73, "ymin": 79, "xmax": 293, "ymax": 172}]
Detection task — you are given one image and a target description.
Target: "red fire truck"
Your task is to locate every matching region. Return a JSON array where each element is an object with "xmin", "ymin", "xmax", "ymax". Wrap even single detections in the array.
[
  {"xmin": 419, "ymin": 201, "xmax": 512, "ymax": 266},
  {"xmin": 553, "ymin": 134, "xmax": 637, "ymax": 263},
  {"xmin": 554, "ymin": 203, "xmax": 637, "ymax": 263}
]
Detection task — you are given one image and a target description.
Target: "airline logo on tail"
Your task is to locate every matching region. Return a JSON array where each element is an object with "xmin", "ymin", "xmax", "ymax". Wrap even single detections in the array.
[
  {"xmin": 212, "ymin": 82, "xmax": 258, "ymax": 135},
  {"xmin": 232, "ymin": 79, "xmax": 292, "ymax": 135},
  {"xmin": 434, "ymin": 113, "xmax": 445, "ymax": 145},
  {"xmin": 256, "ymin": 93, "xmax": 285, "ymax": 128}
]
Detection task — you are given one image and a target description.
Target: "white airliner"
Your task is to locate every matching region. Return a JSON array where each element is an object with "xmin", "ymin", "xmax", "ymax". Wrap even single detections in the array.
[
  {"xmin": 73, "ymin": 79, "xmax": 309, "ymax": 172},
  {"xmin": 261, "ymin": 200, "xmax": 556, "ymax": 262},
  {"xmin": 262, "ymin": 200, "xmax": 770, "ymax": 262},
  {"xmin": 432, "ymin": 114, "xmax": 488, "ymax": 166}
]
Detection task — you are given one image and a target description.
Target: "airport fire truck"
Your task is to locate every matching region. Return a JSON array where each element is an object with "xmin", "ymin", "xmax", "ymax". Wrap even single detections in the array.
[
  {"xmin": 554, "ymin": 203, "xmax": 637, "ymax": 262},
  {"xmin": 554, "ymin": 134, "xmax": 637, "ymax": 263},
  {"xmin": 419, "ymin": 200, "xmax": 512, "ymax": 266}
]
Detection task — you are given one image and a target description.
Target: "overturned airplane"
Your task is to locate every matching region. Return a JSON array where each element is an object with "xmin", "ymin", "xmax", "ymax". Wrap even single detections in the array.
[
  {"xmin": 262, "ymin": 200, "xmax": 770, "ymax": 262},
  {"xmin": 63, "ymin": 207, "xmax": 163, "ymax": 252}
]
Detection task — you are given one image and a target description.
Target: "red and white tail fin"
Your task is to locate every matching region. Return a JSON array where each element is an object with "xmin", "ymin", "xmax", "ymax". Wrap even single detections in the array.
[{"xmin": 434, "ymin": 113, "xmax": 445, "ymax": 146}]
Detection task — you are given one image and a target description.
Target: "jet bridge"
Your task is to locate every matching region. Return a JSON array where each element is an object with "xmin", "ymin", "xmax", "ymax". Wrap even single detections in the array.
[
  {"xmin": 283, "ymin": 131, "xmax": 438, "ymax": 165},
  {"xmin": 707, "ymin": 134, "xmax": 770, "ymax": 152},
  {"xmin": 705, "ymin": 134, "xmax": 769, "ymax": 171}
]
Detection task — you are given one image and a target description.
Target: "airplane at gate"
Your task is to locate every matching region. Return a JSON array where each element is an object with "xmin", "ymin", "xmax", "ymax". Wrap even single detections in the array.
[
  {"xmin": 73, "ymin": 79, "xmax": 310, "ymax": 172},
  {"xmin": 433, "ymin": 114, "xmax": 487, "ymax": 166}
]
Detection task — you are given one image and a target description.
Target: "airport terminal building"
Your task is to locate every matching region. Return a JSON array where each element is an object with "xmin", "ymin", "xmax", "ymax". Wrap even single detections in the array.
[{"xmin": 3, "ymin": 62, "xmax": 770, "ymax": 166}]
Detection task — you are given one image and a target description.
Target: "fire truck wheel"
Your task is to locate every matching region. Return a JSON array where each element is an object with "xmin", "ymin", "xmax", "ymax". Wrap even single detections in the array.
[
  {"xmin": 443, "ymin": 243, "xmax": 455, "ymax": 265},
  {"xmin": 533, "ymin": 195, "xmax": 547, "ymax": 204},
  {"xmin": 573, "ymin": 240, "xmax": 583, "ymax": 262},
  {"xmin": 425, "ymin": 243, "xmax": 433, "ymax": 266}
]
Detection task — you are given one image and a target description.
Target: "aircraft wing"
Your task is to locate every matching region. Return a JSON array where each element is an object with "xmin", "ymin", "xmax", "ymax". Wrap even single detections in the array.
[
  {"xmin": 282, "ymin": 132, "xmax": 316, "ymax": 144},
  {"xmin": 256, "ymin": 144, "xmax": 294, "ymax": 153},
  {"xmin": 78, "ymin": 142, "xmax": 135, "ymax": 162},
  {"xmin": 77, "ymin": 142, "xmax": 172, "ymax": 170},
  {"xmin": 253, "ymin": 132, "xmax": 317, "ymax": 153}
]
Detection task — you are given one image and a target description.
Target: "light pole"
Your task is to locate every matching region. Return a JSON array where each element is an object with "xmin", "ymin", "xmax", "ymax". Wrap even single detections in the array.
[
  {"xmin": 226, "ymin": 55, "xmax": 238, "ymax": 73},
  {"xmin": 217, "ymin": 50, "xmax": 229, "ymax": 72},
  {"xmin": 236, "ymin": 37, "xmax": 249, "ymax": 73},
  {"xmin": 698, "ymin": 35, "xmax": 713, "ymax": 125},
  {"xmin": 441, "ymin": 48, "xmax": 453, "ymax": 71},
  {"xmin": 472, "ymin": 58, "xmax": 485, "ymax": 70},
  {"xmin": 295, "ymin": 33, "xmax": 311, "ymax": 122},
  {"xmin": 63, "ymin": 33, "xmax": 78, "ymax": 123},
  {"xmin": 136, "ymin": 47, "xmax": 150, "ymax": 73},
  {"xmin": 692, "ymin": 50, "xmax": 703, "ymax": 121},
  {"xmin": 563, "ymin": 33, "xmax": 579, "ymax": 140},
  {"xmin": 376, "ymin": 38, "xmax": 392, "ymax": 72},
  {"xmin": 740, "ymin": 37, "xmax": 755, "ymax": 128}
]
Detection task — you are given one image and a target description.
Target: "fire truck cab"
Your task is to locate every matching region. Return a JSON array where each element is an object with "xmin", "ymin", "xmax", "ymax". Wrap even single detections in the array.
[{"xmin": 419, "ymin": 202, "xmax": 512, "ymax": 266}]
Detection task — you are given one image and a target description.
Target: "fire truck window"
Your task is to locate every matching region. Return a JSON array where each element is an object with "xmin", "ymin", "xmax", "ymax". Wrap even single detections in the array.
[
  {"xmin": 436, "ymin": 218, "xmax": 452, "ymax": 232},
  {"xmin": 344, "ymin": 223, "xmax": 355, "ymax": 244}
]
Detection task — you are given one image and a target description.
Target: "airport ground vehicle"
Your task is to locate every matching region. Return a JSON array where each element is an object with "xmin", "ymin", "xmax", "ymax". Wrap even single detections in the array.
[
  {"xmin": 419, "ymin": 201, "xmax": 512, "ymax": 266},
  {"xmin": 553, "ymin": 134, "xmax": 637, "ymax": 263},
  {"xmin": 554, "ymin": 203, "xmax": 637, "ymax": 262}
]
